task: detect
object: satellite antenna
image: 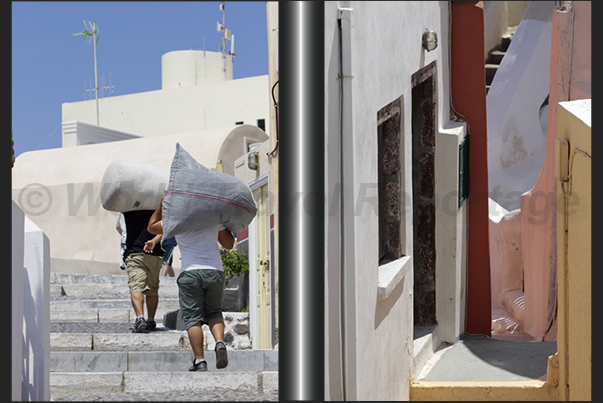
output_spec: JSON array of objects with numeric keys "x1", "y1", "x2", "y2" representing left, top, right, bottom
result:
[{"x1": 73, "y1": 20, "x2": 101, "y2": 126}]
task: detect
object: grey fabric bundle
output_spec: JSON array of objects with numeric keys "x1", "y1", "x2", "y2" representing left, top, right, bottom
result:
[
  {"x1": 162, "y1": 143, "x2": 257, "y2": 239},
  {"x1": 100, "y1": 161, "x2": 169, "y2": 213}
]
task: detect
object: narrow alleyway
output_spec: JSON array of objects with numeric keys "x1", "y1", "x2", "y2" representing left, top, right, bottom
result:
[{"x1": 49, "y1": 271, "x2": 278, "y2": 401}]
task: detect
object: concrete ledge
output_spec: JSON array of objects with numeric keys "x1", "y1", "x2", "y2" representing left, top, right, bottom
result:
[
  {"x1": 378, "y1": 255, "x2": 412, "y2": 300},
  {"x1": 409, "y1": 380, "x2": 557, "y2": 401}
]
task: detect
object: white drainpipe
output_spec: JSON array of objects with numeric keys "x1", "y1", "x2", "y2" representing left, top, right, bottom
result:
[{"x1": 338, "y1": 6, "x2": 356, "y2": 401}]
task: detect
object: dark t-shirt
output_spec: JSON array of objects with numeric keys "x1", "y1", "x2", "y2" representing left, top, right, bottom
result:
[{"x1": 123, "y1": 210, "x2": 163, "y2": 260}]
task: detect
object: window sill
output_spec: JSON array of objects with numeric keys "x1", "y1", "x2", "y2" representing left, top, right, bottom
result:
[{"x1": 378, "y1": 255, "x2": 412, "y2": 301}]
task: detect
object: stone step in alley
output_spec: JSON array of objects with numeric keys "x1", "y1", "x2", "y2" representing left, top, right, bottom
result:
[{"x1": 49, "y1": 272, "x2": 278, "y2": 401}]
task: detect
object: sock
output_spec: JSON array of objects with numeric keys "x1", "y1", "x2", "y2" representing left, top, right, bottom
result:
[
  {"x1": 194, "y1": 358, "x2": 206, "y2": 365},
  {"x1": 147, "y1": 317, "x2": 155, "y2": 322},
  {"x1": 137, "y1": 314, "x2": 144, "y2": 320}
]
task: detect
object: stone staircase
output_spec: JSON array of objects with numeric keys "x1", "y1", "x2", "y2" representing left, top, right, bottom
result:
[
  {"x1": 485, "y1": 26, "x2": 517, "y2": 94},
  {"x1": 49, "y1": 272, "x2": 277, "y2": 400}
]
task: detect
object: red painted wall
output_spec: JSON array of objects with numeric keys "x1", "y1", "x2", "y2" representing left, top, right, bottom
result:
[{"x1": 451, "y1": 1, "x2": 491, "y2": 335}]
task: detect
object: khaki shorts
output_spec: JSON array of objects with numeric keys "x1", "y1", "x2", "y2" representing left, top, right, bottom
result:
[{"x1": 125, "y1": 253, "x2": 163, "y2": 296}]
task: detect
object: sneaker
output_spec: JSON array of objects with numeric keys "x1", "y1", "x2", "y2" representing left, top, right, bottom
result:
[
  {"x1": 215, "y1": 341, "x2": 228, "y2": 369},
  {"x1": 189, "y1": 359, "x2": 207, "y2": 372},
  {"x1": 146, "y1": 319, "x2": 157, "y2": 331},
  {"x1": 132, "y1": 317, "x2": 147, "y2": 333}
]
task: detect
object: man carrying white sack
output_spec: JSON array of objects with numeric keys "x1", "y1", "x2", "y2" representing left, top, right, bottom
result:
[
  {"x1": 124, "y1": 210, "x2": 164, "y2": 333},
  {"x1": 148, "y1": 195, "x2": 233, "y2": 371}
]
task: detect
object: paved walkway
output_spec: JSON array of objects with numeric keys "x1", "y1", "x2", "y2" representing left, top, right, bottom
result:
[{"x1": 417, "y1": 335, "x2": 557, "y2": 382}]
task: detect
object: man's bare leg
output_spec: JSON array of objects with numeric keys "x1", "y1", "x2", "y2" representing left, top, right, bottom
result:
[
  {"x1": 187, "y1": 322, "x2": 205, "y2": 360},
  {"x1": 145, "y1": 294, "x2": 158, "y2": 319},
  {"x1": 208, "y1": 317, "x2": 225, "y2": 342},
  {"x1": 131, "y1": 291, "x2": 145, "y2": 317}
]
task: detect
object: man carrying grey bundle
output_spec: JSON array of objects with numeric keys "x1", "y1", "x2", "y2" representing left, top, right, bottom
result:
[
  {"x1": 148, "y1": 195, "x2": 233, "y2": 371},
  {"x1": 123, "y1": 209, "x2": 164, "y2": 333}
]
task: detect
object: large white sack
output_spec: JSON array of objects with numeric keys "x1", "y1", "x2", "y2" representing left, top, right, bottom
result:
[
  {"x1": 100, "y1": 161, "x2": 169, "y2": 212},
  {"x1": 162, "y1": 143, "x2": 257, "y2": 239}
]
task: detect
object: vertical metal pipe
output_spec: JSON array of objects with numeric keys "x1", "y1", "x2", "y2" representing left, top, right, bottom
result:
[
  {"x1": 93, "y1": 26, "x2": 99, "y2": 126},
  {"x1": 279, "y1": 2, "x2": 324, "y2": 400}
]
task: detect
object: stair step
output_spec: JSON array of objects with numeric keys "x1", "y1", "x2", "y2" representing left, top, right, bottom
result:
[
  {"x1": 51, "y1": 349, "x2": 277, "y2": 372},
  {"x1": 51, "y1": 298, "x2": 181, "y2": 311},
  {"x1": 413, "y1": 326, "x2": 437, "y2": 377},
  {"x1": 51, "y1": 322, "x2": 251, "y2": 351},
  {"x1": 55, "y1": 283, "x2": 180, "y2": 299},
  {"x1": 500, "y1": 35, "x2": 512, "y2": 52},
  {"x1": 488, "y1": 50, "x2": 506, "y2": 64},
  {"x1": 491, "y1": 308, "x2": 523, "y2": 335},
  {"x1": 485, "y1": 64, "x2": 499, "y2": 85},
  {"x1": 503, "y1": 290, "x2": 525, "y2": 322},
  {"x1": 50, "y1": 370, "x2": 278, "y2": 395},
  {"x1": 52, "y1": 272, "x2": 180, "y2": 285},
  {"x1": 51, "y1": 307, "x2": 175, "y2": 323}
]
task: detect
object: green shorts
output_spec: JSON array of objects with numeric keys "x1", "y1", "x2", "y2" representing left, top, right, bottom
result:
[
  {"x1": 177, "y1": 269, "x2": 225, "y2": 330},
  {"x1": 125, "y1": 253, "x2": 163, "y2": 296}
]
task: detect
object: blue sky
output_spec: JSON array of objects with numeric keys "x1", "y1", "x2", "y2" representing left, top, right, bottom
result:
[{"x1": 12, "y1": 1, "x2": 269, "y2": 158}]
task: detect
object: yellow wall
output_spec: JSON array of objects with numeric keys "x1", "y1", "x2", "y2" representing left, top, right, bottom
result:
[{"x1": 555, "y1": 99, "x2": 591, "y2": 401}]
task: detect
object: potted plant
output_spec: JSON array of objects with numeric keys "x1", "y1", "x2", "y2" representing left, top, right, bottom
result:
[{"x1": 220, "y1": 244, "x2": 250, "y2": 311}]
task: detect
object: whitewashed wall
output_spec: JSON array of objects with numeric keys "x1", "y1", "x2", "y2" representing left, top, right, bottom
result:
[
  {"x1": 324, "y1": 2, "x2": 467, "y2": 400},
  {"x1": 12, "y1": 201, "x2": 51, "y2": 401},
  {"x1": 62, "y1": 52, "x2": 270, "y2": 143}
]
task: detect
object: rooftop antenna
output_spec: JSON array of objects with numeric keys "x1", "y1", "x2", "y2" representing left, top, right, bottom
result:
[
  {"x1": 73, "y1": 20, "x2": 101, "y2": 126},
  {"x1": 216, "y1": 2, "x2": 235, "y2": 74}
]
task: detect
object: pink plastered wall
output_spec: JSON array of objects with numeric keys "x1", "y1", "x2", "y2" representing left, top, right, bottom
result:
[{"x1": 520, "y1": 1, "x2": 590, "y2": 341}]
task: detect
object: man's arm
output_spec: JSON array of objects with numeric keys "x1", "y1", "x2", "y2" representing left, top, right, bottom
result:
[
  {"x1": 218, "y1": 229, "x2": 235, "y2": 250},
  {"x1": 148, "y1": 196, "x2": 164, "y2": 235},
  {"x1": 143, "y1": 233, "x2": 163, "y2": 253}
]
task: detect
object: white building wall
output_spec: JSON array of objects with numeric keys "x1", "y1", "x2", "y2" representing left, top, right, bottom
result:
[
  {"x1": 12, "y1": 202, "x2": 51, "y2": 401},
  {"x1": 62, "y1": 73, "x2": 270, "y2": 142},
  {"x1": 62, "y1": 120, "x2": 141, "y2": 147},
  {"x1": 12, "y1": 201, "x2": 24, "y2": 401},
  {"x1": 324, "y1": 2, "x2": 467, "y2": 400},
  {"x1": 22, "y1": 217, "x2": 51, "y2": 401},
  {"x1": 162, "y1": 50, "x2": 233, "y2": 89}
]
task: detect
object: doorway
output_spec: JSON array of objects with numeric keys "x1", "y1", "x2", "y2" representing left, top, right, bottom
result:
[
  {"x1": 252, "y1": 182, "x2": 272, "y2": 349},
  {"x1": 411, "y1": 62, "x2": 437, "y2": 326}
]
